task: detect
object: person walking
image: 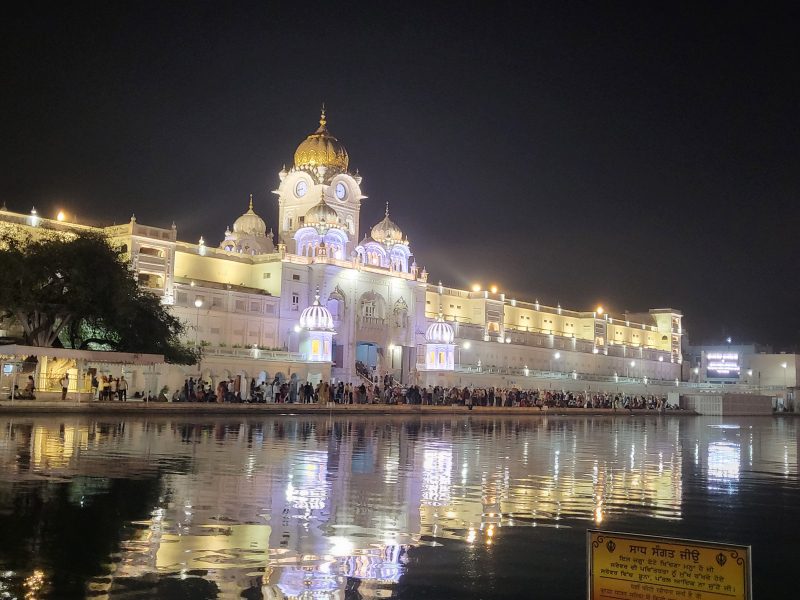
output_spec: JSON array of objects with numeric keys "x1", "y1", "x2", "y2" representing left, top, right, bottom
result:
[
  {"x1": 118, "y1": 376, "x2": 128, "y2": 401},
  {"x1": 60, "y1": 373, "x2": 69, "y2": 401}
]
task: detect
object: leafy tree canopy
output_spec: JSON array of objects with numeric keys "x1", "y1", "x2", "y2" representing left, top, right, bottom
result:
[{"x1": 0, "y1": 230, "x2": 197, "y2": 364}]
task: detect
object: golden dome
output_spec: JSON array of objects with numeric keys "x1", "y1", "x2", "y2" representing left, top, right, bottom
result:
[
  {"x1": 293, "y1": 108, "x2": 349, "y2": 173},
  {"x1": 370, "y1": 202, "x2": 405, "y2": 246}
]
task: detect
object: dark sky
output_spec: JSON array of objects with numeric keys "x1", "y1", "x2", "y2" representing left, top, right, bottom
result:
[{"x1": 2, "y1": 1, "x2": 799, "y2": 348}]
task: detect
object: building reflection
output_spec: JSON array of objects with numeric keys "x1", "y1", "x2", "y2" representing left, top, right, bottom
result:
[{"x1": 0, "y1": 415, "x2": 795, "y2": 598}]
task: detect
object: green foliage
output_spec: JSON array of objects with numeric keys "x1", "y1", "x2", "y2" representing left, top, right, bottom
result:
[{"x1": 0, "y1": 230, "x2": 197, "y2": 364}]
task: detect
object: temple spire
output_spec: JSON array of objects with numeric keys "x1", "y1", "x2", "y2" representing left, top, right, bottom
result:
[
  {"x1": 385, "y1": 201, "x2": 390, "y2": 217},
  {"x1": 248, "y1": 193, "x2": 254, "y2": 211}
]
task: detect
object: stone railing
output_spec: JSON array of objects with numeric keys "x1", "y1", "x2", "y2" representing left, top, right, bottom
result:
[{"x1": 201, "y1": 347, "x2": 305, "y2": 362}]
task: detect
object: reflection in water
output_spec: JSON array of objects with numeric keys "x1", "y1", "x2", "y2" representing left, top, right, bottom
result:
[{"x1": 0, "y1": 415, "x2": 797, "y2": 598}]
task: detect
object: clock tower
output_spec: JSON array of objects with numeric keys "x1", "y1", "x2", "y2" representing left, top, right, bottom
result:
[{"x1": 274, "y1": 108, "x2": 365, "y2": 255}]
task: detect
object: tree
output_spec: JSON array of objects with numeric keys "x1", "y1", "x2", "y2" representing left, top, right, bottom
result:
[{"x1": 0, "y1": 230, "x2": 197, "y2": 364}]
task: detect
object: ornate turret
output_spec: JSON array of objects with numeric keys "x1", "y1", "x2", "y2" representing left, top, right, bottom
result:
[
  {"x1": 298, "y1": 288, "x2": 336, "y2": 363},
  {"x1": 425, "y1": 312, "x2": 455, "y2": 344},
  {"x1": 299, "y1": 290, "x2": 335, "y2": 331},
  {"x1": 424, "y1": 310, "x2": 456, "y2": 371}
]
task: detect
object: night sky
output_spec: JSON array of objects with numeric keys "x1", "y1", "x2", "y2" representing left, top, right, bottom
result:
[{"x1": 2, "y1": 2, "x2": 799, "y2": 348}]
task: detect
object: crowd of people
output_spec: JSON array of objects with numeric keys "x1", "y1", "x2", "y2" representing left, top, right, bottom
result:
[
  {"x1": 166, "y1": 375, "x2": 677, "y2": 411},
  {"x1": 390, "y1": 387, "x2": 677, "y2": 411},
  {"x1": 90, "y1": 374, "x2": 129, "y2": 401},
  {"x1": 5, "y1": 370, "x2": 677, "y2": 411}
]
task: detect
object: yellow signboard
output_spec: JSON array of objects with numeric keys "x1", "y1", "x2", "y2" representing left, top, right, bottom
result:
[{"x1": 588, "y1": 530, "x2": 751, "y2": 600}]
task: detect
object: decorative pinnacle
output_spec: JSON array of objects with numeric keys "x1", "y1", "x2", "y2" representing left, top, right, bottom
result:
[
  {"x1": 319, "y1": 103, "x2": 327, "y2": 128},
  {"x1": 385, "y1": 201, "x2": 390, "y2": 218},
  {"x1": 248, "y1": 193, "x2": 254, "y2": 211},
  {"x1": 314, "y1": 286, "x2": 321, "y2": 304}
]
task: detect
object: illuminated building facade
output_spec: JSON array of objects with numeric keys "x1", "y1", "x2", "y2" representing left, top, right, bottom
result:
[
  {"x1": 686, "y1": 343, "x2": 798, "y2": 390},
  {"x1": 0, "y1": 109, "x2": 683, "y2": 392}
]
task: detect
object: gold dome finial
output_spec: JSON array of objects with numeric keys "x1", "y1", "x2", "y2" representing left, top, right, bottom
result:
[
  {"x1": 385, "y1": 201, "x2": 390, "y2": 217},
  {"x1": 248, "y1": 193, "x2": 254, "y2": 211},
  {"x1": 294, "y1": 105, "x2": 348, "y2": 174}
]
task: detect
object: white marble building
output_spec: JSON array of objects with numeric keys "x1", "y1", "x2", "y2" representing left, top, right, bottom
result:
[{"x1": 0, "y1": 108, "x2": 684, "y2": 394}]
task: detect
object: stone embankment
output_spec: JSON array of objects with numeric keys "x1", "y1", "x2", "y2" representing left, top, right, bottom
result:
[{"x1": 0, "y1": 400, "x2": 696, "y2": 416}]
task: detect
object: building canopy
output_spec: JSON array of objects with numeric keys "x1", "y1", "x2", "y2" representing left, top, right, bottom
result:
[{"x1": 0, "y1": 345, "x2": 164, "y2": 365}]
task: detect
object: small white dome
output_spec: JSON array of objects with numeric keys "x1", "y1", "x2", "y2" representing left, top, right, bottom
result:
[
  {"x1": 299, "y1": 292, "x2": 335, "y2": 331},
  {"x1": 425, "y1": 315, "x2": 454, "y2": 344}
]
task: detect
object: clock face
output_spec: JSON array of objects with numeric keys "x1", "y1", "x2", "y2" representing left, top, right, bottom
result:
[
  {"x1": 295, "y1": 180, "x2": 307, "y2": 198},
  {"x1": 335, "y1": 182, "x2": 347, "y2": 200}
]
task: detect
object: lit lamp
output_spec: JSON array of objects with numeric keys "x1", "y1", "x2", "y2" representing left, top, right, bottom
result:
[
  {"x1": 56, "y1": 210, "x2": 66, "y2": 222},
  {"x1": 194, "y1": 298, "x2": 203, "y2": 347},
  {"x1": 551, "y1": 351, "x2": 561, "y2": 373},
  {"x1": 781, "y1": 362, "x2": 788, "y2": 388},
  {"x1": 627, "y1": 360, "x2": 636, "y2": 378}
]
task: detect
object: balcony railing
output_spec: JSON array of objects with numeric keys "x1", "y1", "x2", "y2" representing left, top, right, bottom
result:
[{"x1": 200, "y1": 347, "x2": 305, "y2": 362}]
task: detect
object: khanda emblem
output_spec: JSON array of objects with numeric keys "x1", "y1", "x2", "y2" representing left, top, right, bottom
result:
[
  {"x1": 606, "y1": 540, "x2": 616, "y2": 553},
  {"x1": 715, "y1": 553, "x2": 727, "y2": 567}
]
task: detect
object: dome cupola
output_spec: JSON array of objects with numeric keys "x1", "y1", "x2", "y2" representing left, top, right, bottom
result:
[
  {"x1": 232, "y1": 194, "x2": 267, "y2": 236},
  {"x1": 299, "y1": 290, "x2": 335, "y2": 331},
  {"x1": 425, "y1": 313, "x2": 454, "y2": 344},
  {"x1": 305, "y1": 190, "x2": 341, "y2": 233},
  {"x1": 293, "y1": 107, "x2": 349, "y2": 174},
  {"x1": 370, "y1": 202, "x2": 405, "y2": 246},
  {"x1": 219, "y1": 194, "x2": 274, "y2": 255}
]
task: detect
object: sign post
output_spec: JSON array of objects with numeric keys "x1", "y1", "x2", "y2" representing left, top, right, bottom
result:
[{"x1": 588, "y1": 530, "x2": 751, "y2": 600}]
